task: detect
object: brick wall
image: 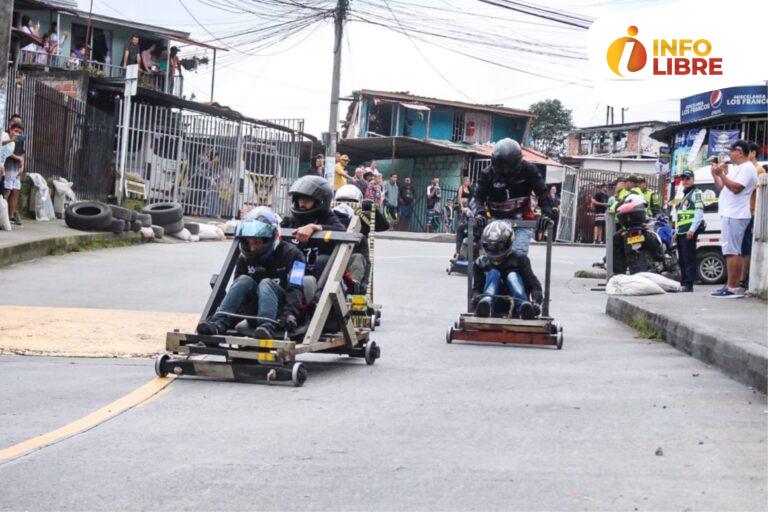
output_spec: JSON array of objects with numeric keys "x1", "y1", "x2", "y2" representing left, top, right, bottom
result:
[
  {"x1": 626, "y1": 129, "x2": 639, "y2": 153},
  {"x1": 22, "y1": 69, "x2": 88, "y2": 103}
]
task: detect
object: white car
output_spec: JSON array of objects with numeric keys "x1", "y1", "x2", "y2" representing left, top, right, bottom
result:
[{"x1": 670, "y1": 161, "x2": 765, "y2": 284}]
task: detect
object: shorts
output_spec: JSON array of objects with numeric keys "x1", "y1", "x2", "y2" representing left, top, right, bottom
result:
[
  {"x1": 741, "y1": 217, "x2": 754, "y2": 256},
  {"x1": 594, "y1": 213, "x2": 606, "y2": 226},
  {"x1": 720, "y1": 216, "x2": 750, "y2": 256},
  {"x1": 2, "y1": 170, "x2": 21, "y2": 190}
]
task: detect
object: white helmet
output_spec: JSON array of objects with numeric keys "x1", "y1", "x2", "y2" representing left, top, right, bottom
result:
[{"x1": 335, "y1": 184, "x2": 363, "y2": 204}]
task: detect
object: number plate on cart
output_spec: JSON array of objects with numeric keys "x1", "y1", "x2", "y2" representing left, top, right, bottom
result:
[{"x1": 627, "y1": 234, "x2": 645, "y2": 244}]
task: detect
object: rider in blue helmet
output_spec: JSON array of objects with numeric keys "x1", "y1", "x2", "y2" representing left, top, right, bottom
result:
[{"x1": 197, "y1": 206, "x2": 306, "y2": 338}]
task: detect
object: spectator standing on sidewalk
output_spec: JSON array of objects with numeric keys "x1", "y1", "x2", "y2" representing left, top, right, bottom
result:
[
  {"x1": 739, "y1": 142, "x2": 767, "y2": 289},
  {"x1": 382, "y1": 173, "x2": 399, "y2": 226},
  {"x1": 442, "y1": 198, "x2": 455, "y2": 233},
  {"x1": 673, "y1": 170, "x2": 704, "y2": 292},
  {"x1": 363, "y1": 170, "x2": 381, "y2": 206},
  {"x1": 458, "y1": 176, "x2": 472, "y2": 204},
  {"x1": 548, "y1": 185, "x2": 560, "y2": 239},
  {"x1": 308, "y1": 153, "x2": 324, "y2": 177},
  {"x1": 592, "y1": 183, "x2": 609, "y2": 244},
  {"x1": 334, "y1": 154, "x2": 353, "y2": 191},
  {"x1": 426, "y1": 178, "x2": 441, "y2": 233},
  {"x1": 398, "y1": 176, "x2": 415, "y2": 231},
  {"x1": 1, "y1": 121, "x2": 26, "y2": 226},
  {"x1": 711, "y1": 140, "x2": 758, "y2": 298}
]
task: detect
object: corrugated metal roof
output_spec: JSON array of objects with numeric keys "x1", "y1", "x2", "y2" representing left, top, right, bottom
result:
[{"x1": 357, "y1": 89, "x2": 534, "y2": 118}]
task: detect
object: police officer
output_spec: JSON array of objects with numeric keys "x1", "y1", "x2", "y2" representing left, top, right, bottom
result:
[
  {"x1": 610, "y1": 175, "x2": 643, "y2": 213},
  {"x1": 673, "y1": 170, "x2": 704, "y2": 292},
  {"x1": 471, "y1": 138, "x2": 553, "y2": 254},
  {"x1": 637, "y1": 176, "x2": 661, "y2": 217}
]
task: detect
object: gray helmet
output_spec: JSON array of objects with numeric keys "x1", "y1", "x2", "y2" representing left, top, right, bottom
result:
[
  {"x1": 289, "y1": 176, "x2": 333, "y2": 225},
  {"x1": 481, "y1": 220, "x2": 515, "y2": 263},
  {"x1": 491, "y1": 138, "x2": 523, "y2": 179}
]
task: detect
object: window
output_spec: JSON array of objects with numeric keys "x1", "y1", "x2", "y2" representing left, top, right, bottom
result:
[
  {"x1": 451, "y1": 111, "x2": 464, "y2": 142},
  {"x1": 579, "y1": 136, "x2": 591, "y2": 155},
  {"x1": 367, "y1": 102, "x2": 392, "y2": 136}
]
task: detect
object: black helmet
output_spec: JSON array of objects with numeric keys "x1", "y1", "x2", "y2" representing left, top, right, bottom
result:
[
  {"x1": 491, "y1": 138, "x2": 523, "y2": 179},
  {"x1": 481, "y1": 220, "x2": 515, "y2": 263},
  {"x1": 289, "y1": 175, "x2": 333, "y2": 224}
]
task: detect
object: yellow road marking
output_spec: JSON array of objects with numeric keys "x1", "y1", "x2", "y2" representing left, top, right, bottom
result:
[{"x1": 0, "y1": 376, "x2": 175, "y2": 463}]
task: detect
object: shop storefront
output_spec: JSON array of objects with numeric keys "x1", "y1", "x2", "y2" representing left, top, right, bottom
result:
[{"x1": 651, "y1": 85, "x2": 768, "y2": 178}]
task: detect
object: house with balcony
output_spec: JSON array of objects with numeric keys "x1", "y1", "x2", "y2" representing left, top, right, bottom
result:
[{"x1": 564, "y1": 120, "x2": 673, "y2": 175}]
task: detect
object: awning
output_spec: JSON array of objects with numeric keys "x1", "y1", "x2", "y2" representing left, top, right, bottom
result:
[{"x1": 400, "y1": 102, "x2": 431, "y2": 111}]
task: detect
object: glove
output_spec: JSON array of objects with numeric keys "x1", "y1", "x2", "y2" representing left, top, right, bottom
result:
[
  {"x1": 536, "y1": 215, "x2": 552, "y2": 233},
  {"x1": 473, "y1": 213, "x2": 488, "y2": 230},
  {"x1": 280, "y1": 314, "x2": 297, "y2": 332}
]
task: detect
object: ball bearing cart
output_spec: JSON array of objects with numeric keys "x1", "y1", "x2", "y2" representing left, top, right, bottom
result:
[
  {"x1": 446, "y1": 218, "x2": 563, "y2": 349},
  {"x1": 155, "y1": 215, "x2": 381, "y2": 386}
]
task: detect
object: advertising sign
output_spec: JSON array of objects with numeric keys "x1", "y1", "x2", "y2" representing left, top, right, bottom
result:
[
  {"x1": 681, "y1": 85, "x2": 768, "y2": 123},
  {"x1": 708, "y1": 129, "x2": 740, "y2": 157}
]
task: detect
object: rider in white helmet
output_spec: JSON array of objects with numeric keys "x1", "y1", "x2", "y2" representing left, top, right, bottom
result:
[{"x1": 334, "y1": 185, "x2": 370, "y2": 294}]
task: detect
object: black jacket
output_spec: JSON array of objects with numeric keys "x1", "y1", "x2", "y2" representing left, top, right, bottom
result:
[
  {"x1": 234, "y1": 241, "x2": 305, "y2": 319},
  {"x1": 281, "y1": 209, "x2": 345, "y2": 269},
  {"x1": 471, "y1": 161, "x2": 553, "y2": 219},
  {"x1": 472, "y1": 251, "x2": 543, "y2": 303},
  {"x1": 335, "y1": 210, "x2": 370, "y2": 261}
]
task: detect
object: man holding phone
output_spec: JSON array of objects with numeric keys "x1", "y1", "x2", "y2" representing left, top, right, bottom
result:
[
  {"x1": 710, "y1": 140, "x2": 758, "y2": 298},
  {"x1": 2, "y1": 115, "x2": 26, "y2": 226}
]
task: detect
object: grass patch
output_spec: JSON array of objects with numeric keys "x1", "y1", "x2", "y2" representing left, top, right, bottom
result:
[
  {"x1": 122, "y1": 198, "x2": 148, "y2": 212},
  {"x1": 47, "y1": 235, "x2": 142, "y2": 257},
  {"x1": 629, "y1": 316, "x2": 664, "y2": 341},
  {"x1": 574, "y1": 270, "x2": 589, "y2": 278}
]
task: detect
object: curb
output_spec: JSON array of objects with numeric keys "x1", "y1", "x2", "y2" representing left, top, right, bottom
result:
[
  {"x1": 0, "y1": 231, "x2": 142, "y2": 269},
  {"x1": 376, "y1": 231, "x2": 603, "y2": 248},
  {"x1": 606, "y1": 296, "x2": 767, "y2": 393},
  {"x1": 575, "y1": 268, "x2": 607, "y2": 279}
]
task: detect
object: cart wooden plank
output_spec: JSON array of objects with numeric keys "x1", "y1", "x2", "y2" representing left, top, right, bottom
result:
[{"x1": 450, "y1": 328, "x2": 556, "y2": 346}]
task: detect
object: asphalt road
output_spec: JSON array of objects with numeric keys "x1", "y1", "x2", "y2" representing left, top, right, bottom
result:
[{"x1": 0, "y1": 240, "x2": 766, "y2": 511}]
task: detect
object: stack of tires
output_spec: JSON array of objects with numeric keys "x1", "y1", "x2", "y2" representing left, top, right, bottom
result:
[
  {"x1": 64, "y1": 201, "x2": 150, "y2": 235},
  {"x1": 141, "y1": 202, "x2": 186, "y2": 239}
]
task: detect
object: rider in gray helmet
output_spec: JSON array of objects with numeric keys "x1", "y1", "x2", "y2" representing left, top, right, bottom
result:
[
  {"x1": 281, "y1": 176, "x2": 345, "y2": 277},
  {"x1": 471, "y1": 220, "x2": 543, "y2": 320},
  {"x1": 470, "y1": 138, "x2": 553, "y2": 255}
]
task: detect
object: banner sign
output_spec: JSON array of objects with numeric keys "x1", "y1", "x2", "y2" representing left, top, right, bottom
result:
[
  {"x1": 708, "y1": 129, "x2": 740, "y2": 157},
  {"x1": 681, "y1": 85, "x2": 768, "y2": 123}
]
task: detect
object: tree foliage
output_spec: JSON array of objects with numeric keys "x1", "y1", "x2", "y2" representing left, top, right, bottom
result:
[{"x1": 528, "y1": 99, "x2": 574, "y2": 159}]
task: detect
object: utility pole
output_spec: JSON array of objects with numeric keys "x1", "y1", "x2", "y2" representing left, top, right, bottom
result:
[
  {"x1": 324, "y1": 0, "x2": 349, "y2": 185},
  {"x1": 0, "y1": 0, "x2": 13, "y2": 122}
]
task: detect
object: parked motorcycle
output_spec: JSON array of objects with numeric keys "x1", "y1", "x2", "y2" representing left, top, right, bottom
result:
[{"x1": 613, "y1": 197, "x2": 667, "y2": 275}]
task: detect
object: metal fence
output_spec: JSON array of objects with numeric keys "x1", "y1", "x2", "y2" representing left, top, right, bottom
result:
[
  {"x1": 558, "y1": 167, "x2": 662, "y2": 243},
  {"x1": 18, "y1": 49, "x2": 126, "y2": 79},
  {"x1": 468, "y1": 157, "x2": 490, "y2": 183},
  {"x1": 116, "y1": 99, "x2": 302, "y2": 218},
  {"x1": 408, "y1": 185, "x2": 460, "y2": 233},
  {"x1": 4, "y1": 69, "x2": 115, "y2": 200}
]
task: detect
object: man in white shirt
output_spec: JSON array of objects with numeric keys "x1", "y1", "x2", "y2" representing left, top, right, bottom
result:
[{"x1": 710, "y1": 140, "x2": 758, "y2": 298}]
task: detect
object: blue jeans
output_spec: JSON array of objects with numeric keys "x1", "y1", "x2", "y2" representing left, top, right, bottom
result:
[
  {"x1": 512, "y1": 227, "x2": 533, "y2": 254},
  {"x1": 212, "y1": 276, "x2": 284, "y2": 332},
  {"x1": 480, "y1": 268, "x2": 528, "y2": 317}
]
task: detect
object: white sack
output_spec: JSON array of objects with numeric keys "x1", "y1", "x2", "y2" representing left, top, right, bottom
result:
[
  {"x1": 635, "y1": 272, "x2": 681, "y2": 293},
  {"x1": 26, "y1": 173, "x2": 56, "y2": 221},
  {"x1": 606, "y1": 274, "x2": 666, "y2": 296},
  {"x1": 170, "y1": 228, "x2": 192, "y2": 241},
  {"x1": 0, "y1": 196, "x2": 11, "y2": 231}
]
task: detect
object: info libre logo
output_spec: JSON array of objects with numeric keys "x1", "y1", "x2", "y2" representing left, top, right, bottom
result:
[{"x1": 606, "y1": 26, "x2": 723, "y2": 77}]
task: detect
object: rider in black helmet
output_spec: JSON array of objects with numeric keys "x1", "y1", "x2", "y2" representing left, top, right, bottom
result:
[
  {"x1": 470, "y1": 138, "x2": 553, "y2": 254},
  {"x1": 281, "y1": 176, "x2": 345, "y2": 277},
  {"x1": 471, "y1": 220, "x2": 543, "y2": 320}
]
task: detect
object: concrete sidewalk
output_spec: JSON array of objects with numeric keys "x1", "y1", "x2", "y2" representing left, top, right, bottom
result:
[
  {"x1": 607, "y1": 288, "x2": 768, "y2": 392},
  {"x1": 0, "y1": 219, "x2": 140, "y2": 269}
]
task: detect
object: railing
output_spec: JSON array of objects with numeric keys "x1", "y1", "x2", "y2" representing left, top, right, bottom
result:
[
  {"x1": 18, "y1": 49, "x2": 126, "y2": 78},
  {"x1": 754, "y1": 173, "x2": 768, "y2": 242},
  {"x1": 139, "y1": 72, "x2": 183, "y2": 97}
]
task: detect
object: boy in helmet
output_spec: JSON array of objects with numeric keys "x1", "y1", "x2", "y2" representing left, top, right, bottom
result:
[
  {"x1": 197, "y1": 207, "x2": 305, "y2": 338},
  {"x1": 281, "y1": 175, "x2": 345, "y2": 278},
  {"x1": 471, "y1": 138, "x2": 553, "y2": 254},
  {"x1": 471, "y1": 220, "x2": 543, "y2": 320}
]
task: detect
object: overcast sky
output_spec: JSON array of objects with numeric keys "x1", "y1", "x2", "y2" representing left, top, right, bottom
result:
[{"x1": 76, "y1": 0, "x2": 680, "y2": 135}]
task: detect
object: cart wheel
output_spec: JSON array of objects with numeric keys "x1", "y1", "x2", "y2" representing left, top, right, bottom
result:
[
  {"x1": 370, "y1": 314, "x2": 376, "y2": 331},
  {"x1": 446, "y1": 267, "x2": 450, "y2": 275},
  {"x1": 364, "y1": 341, "x2": 380, "y2": 365},
  {"x1": 291, "y1": 362, "x2": 307, "y2": 387},
  {"x1": 375, "y1": 309, "x2": 381, "y2": 326},
  {"x1": 557, "y1": 325, "x2": 564, "y2": 350},
  {"x1": 154, "y1": 354, "x2": 170, "y2": 378},
  {"x1": 446, "y1": 327, "x2": 453, "y2": 344}
]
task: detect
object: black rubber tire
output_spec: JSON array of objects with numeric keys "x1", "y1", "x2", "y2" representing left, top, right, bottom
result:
[
  {"x1": 446, "y1": 327, "x2": 453, "y2": 344},
  {"x1": 161, "y1": 218, "x2": 185, "y2": 235},
  {"x1": 136, "y1": 213, "x2": 152, "y2": 228},
  {"x1": 65, "y1": 201, "x2": 113, "y2": 231},
  {"x1": 155, "y1": 354, "x2": 170, "y2": 377},
  {"x1": 291, "y1": 362, "x2": 307, "y2": 387},
  {"x1": 184, "y1": 222, "x2": 200, "y2": 235},
  {"x1": 142, "y1": 202, "x2": 183, "y2": 226},
  {"x1": 109, "y1": 218, "x2": 125, "y2": 235},
  {"x1": 109, "y1": 205, "x2": 132, "y2": 222},
  {"x1": 151, "y1": 225, "x2": 165, "y2": 238},
  {"x1": 129, "y1": 210, "x2": 138, "y2": 223},
  {"x1": 364, "y1": 341, "x2": 379, "y2": 365},
  {"x1": 697, "y1": 250, "x2": 727, "y2": 285},
  {"x1": 130, "y1": 220, "x2": 142, "y2": 232}
]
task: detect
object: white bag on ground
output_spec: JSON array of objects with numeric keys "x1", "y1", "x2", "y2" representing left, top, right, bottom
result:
[
  {"x1": 0, "y1": 196, "x2": 11, "y2": 231},
  {"x1": 635, "y1": 272, "x2": 681, "y2": 292},
  {"x1": 170, "y1": 228, "x2": 192, "y2": 242},
  {"x1": 26, "y1": 173, "x2": 56, "y2": 221},
  {"x1": 52, "y1": 178, "x2": 77, "y2": 219},
  {"x1": 606, "y1": 274, "x2": 666, "y2": 296},
  {"x1": 139, "y1": 227, "x2": 155, "y2": 239},
  {"x1": 198, "y1": 223, "x2": 226, "y2": 241}
]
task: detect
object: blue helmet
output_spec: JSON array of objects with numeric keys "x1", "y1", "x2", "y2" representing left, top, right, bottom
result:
[{"x1": 237, "y1": 206, "x2": 279, "y2": 260}]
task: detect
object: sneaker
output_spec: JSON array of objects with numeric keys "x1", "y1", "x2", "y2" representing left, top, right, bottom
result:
[
  {"x1": 196, "y1": 321, "x2": 220, "y2": 335},
  {"x1": 519, "y1": 301, "x2": 535, "y2": 320},
  {"x1": 681, "y1": 284, "x2": 694, "y2": 293},
  {"x1": 475, "y1": 298, "x2": 492, "y2": 318},
  {"x1": 252, "y1": 326, "x2": 274, "y2": 339},
  {"x1": 711, "y1": 288, "x2": 745, "y2": 299},
  {"x1": 11, "y1": 215, "x2": 22, "y2": 225}
]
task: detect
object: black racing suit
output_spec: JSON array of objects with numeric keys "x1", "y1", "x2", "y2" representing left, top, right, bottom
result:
[
  {"x1": 281, "y1": 210, "x2": 345, "y2": 278},
  {"x1": 470, "y1": 161, "x2": 553, "y2": 221},
  {"x1": 233, "y1": 241, "x2": 306, "y2": 321}
]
